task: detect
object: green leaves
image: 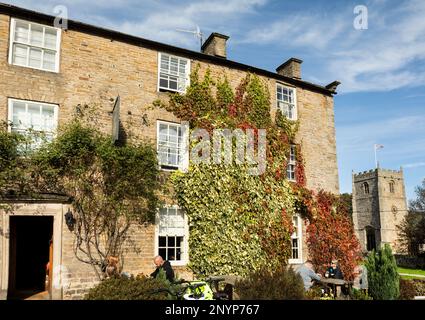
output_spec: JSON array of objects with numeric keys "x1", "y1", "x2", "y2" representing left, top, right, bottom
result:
[
  {"x1": 366, "y1": 244, "x2": 400, "y2": 300},
  {"x1": 172, "y1": 164, "x2": 295, "y2": 277},
  {"x1": 9, "y1": 107, "x2": 162, "y2": 277}
]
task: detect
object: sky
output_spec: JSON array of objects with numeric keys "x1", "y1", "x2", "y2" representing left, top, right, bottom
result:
[{"x1": 4, "y1": 0, "x2": 425, "y2": 202}]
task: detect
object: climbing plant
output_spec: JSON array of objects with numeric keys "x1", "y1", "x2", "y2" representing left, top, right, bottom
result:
[
  {"x1": 1, "y1": 106, "x2": 161, "y2": 280},
  {"x1": 156, "y1": 66, "x2": 303, "y2": 276},
  {"x1": 305, "y1": 191, "x2": 362, "y2": 280},
  {"x1": 172, "y1": 164, "x2": 296, "y2": 276},
  {"x1": 155, "y1": 65, "x2": 362, "y2": 279}
]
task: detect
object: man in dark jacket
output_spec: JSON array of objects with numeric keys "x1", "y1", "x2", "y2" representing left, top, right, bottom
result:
[
  {"x1": 326, "y1": 259, "x2": 344, "y2": 279},
  {"x1": 150, "y1": 255, "x2": 175, "y2": 282}
]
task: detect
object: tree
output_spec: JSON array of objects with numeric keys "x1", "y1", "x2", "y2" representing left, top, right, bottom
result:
[
  {"x1": 28, "y1": 107, "x2": 161, "y2": 279},
  {"x1": 0, "y1": 121, "x2": 31, "y2": 199},
  {"x1": 365, "y1": 244, "x2": 400, "y2": 300},
  {"x1": 397, "y1": 211, "x2": 425, "y2": 256},
  {"x1": 410, "y1": 178, "x2": 425, "y2": 212},
  {"x1": 397, "y1": 179, "x2": 425, "y2": 256}
]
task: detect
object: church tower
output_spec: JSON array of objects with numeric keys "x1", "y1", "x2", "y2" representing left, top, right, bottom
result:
[{"x1": 352, "y1": 168, "x2": 408, "y2": 253}]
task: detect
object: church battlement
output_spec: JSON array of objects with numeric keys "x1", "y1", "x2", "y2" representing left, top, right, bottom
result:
[{"x1": 353, "y1": 167, "x2": 403, "y2": 180}]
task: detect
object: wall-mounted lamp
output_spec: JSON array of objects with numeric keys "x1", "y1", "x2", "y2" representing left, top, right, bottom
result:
[{"x1": 65, "y1": 208, "x2": 76, "y2": 231}]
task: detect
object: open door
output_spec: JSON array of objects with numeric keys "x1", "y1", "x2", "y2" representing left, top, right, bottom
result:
[{"x1": 8, "y1": 216, "x2": 53, "y2": 300}]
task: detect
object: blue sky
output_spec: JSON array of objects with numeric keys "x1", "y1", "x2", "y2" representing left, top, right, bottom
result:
[{"x1": 5, "y1": 0, "x2": 425, "y2": 201}]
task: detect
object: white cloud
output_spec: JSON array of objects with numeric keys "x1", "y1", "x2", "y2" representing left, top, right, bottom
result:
[
  {"x1": 404, "y1": 162, "x2": 425, "y2": 169},
  {"x1": 241, "y1": 14, "x2": 347, "y2": 50},
  {"x1": 5, "y1": 0, "x2": 267, "y2": 48},
  {"x1": 337, "y1": 115, "x2": 425, "y2": 152},
  {"x1": 240, "y1": 0, "x2": 425, "y2": 93}
]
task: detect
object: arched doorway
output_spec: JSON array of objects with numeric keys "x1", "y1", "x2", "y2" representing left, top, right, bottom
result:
[{"x1": 366, "y1": 226, "x2": 376, "y2": 252}]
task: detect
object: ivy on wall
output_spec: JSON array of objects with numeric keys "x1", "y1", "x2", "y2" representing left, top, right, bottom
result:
[
  {"x1": 172, "y1": 164, "x2": 295, "y2": 276},
  {"x1": 157, "y1": 65, "x2": 361, "y2": 278},
  {"x1": 156, "y1": 66, "x2": 303, "y2": 276}
]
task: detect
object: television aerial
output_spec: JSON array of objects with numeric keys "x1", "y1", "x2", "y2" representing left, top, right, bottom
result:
[{"x1": 176, "y1": 25, "x2": 203, "y2": 49}]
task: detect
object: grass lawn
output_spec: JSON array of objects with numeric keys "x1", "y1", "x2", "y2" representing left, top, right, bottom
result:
[{"x1": 398, "y1": 267, "x2": 425, "y2": 280}]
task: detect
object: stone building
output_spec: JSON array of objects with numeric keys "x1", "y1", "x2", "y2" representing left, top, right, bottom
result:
[
  {"x1": 352, "y1": 168, "x2": 408, "y2": 253},
  {"x1": 0, "y1": 3, "x2": 340, "y2": 299}
]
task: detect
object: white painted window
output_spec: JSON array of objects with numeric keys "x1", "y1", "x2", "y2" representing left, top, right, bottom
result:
[
  {"x1": 289, "y1": 214, "x2": 302, "y2": 264},
  {"x1": 287, "y1": 144, "x2": 296, "y2": 181},
  {"x1": 158, "y1": 53, "x2": 190, "y2": 93},
  {"x1": 8, "y1": 98, "x2": 58, "y2": 148},
  {"x1": 156, "y1": 207, "x2": 188, "y2": 266},
  {"x1": 9, "y1": 18, "x2": 61, "y2": 72},
  {"x1": 276, "y1": 84, "x2": 297, "y2": 120},
  {"x1": 157, "y1": 120, "x2": 188, "y2": 171}
]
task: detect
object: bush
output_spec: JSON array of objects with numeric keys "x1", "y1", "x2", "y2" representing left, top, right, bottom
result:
[
  {"x1": 234, "y1": 266, "x2": 305, "y2": 300},
  {"x1": 413, "y1": 279, "x2": 425, "y2": 296},
  {"x1": 349, "y1": 288, "x2": 373, "y2": 300},
  {"x1": 365, "y1": 244, "x2": 400, "y2": 300},
  {"x1": 399, "y1": 279, "x2": 416, "y2": 300},
  {"x1": 85, "y1": 274, "x2": 171, "y2": 300}
]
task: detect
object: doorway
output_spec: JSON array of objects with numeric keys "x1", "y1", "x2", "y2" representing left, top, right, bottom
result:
[
  {"x1": 8, "y1": 216, "x2": 53, "y2": 300},
  {"x1": 366, "y1": 227, "x2": 376, "y2": 252}
]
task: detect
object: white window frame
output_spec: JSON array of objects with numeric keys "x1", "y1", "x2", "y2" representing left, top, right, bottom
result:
[
  {"x1": 154, "y1": 206, "x2": 189, "y2": 267},
  {"x1": 289, "y1": 214, "x2": 303, "y2": 264},
  {"x1": 157, "y1": 52, "x2": 190, "y2": 93},
  {"x1": 276, "y1": 83, "x2": 297, "y2": 120},
  {"x1": 8, "y1": 18, "x2": 61, "y2": 73},
  {"x1": 7, "y1": 98, "x2": 59, "y2": 146},
  {"x1": 287, "y1": 144, "x2": 296, "y2": 182},
  {"x1": 156, "y1": 120, "x2": 189, "y2": 171}
]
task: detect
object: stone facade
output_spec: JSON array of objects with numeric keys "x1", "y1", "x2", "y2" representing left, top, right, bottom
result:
[
  {"x1": 0, "y1": 4, "x2": 339, "y2": 299},
  {"x1": 352, "y1": 168, "x2": 408, "y2": 253}
]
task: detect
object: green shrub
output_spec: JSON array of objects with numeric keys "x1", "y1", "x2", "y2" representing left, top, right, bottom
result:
[
  {"x1": 365, "y1": 244, "x2": 400, "y2": 300},
  {"x1": 234, "y1": 266, "x2": 304, "y2": 300},
  {"x1": 399, "y1": 279, "x2": 416, "y2": 300},
  {"x1": 85, "y1": 274, "x2": 172, "y2": 300},
  {"x1": 349, "y1": 288, "x2": 373, "y2": 300}
]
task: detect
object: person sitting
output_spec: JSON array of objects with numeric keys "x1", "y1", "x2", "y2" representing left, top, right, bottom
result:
[
  {"x1": 296, "y1": 260, "x2": 322, "y2": 291},
  {"x1": 325, "y1": 259, "x2": 344, "y2": 279},
  {"x1": 150, "y1": 255, "x2": 175, "y2": 282}
]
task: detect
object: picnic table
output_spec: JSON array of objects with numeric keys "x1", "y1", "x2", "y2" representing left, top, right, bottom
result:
[{"x1": 319, "y1": 278, "x2": 351, "y2": 298}]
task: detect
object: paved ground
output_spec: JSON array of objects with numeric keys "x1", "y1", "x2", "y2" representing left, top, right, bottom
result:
[{"x1": 25, "y1": 291, "x2": 50, "y2": 300}]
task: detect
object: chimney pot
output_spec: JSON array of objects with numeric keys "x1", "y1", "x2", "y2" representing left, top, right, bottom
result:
[
  {"x1": 201, "y1": 33, "x2": 229, "y2": 58},
  {"x1": 276, "y1": 58, "x2": 303, "y2": 79}
]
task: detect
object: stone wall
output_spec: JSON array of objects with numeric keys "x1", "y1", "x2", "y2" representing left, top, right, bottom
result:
[
  {"x1": 0, "y1": 11, "x2": 339, "y2": 298},
  {"x1": 353, "y1": 168, "x2": 408, "y2": 253}
]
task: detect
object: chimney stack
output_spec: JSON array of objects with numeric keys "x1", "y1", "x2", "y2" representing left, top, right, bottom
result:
[
  {"x1": 276, "y1": 58, "x2": 303, "y2": 80},
  {"x1": 201, "y1": 33, "x2": 229, "y2": 59}
]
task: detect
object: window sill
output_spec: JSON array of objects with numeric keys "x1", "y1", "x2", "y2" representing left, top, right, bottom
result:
[
  {"x1": 288, "y1": 259, "x2": 303, "y2": 265},
  {"x1": 158, "y1": 87, "x2": 186, "y2": 94},
  {"x1": 170, "y1": 261, "x2": 188, "y2": 267},
  {"x1": 9, "y1": 62, "x2": 59, "y2": 74}
]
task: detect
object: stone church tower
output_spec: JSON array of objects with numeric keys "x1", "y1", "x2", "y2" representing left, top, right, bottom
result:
[{"x1": 352, "y1": 168, "x2": 408, "y2": 253}]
